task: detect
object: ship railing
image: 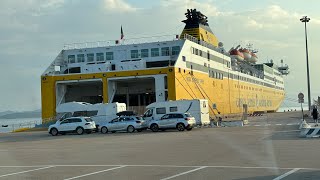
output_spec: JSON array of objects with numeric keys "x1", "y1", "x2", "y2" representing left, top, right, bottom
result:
[
  {"x1": 0, "y1": 120, "x2": 43, "y2": 133},
  {"x1": 63, "y1": 34, "x2": 180, "y2": 50},
  {"x1": 182, "y1": 34, "x2": 230, "y2": 56}
]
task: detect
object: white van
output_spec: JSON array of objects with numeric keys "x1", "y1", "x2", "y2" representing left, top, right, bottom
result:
[
  {"x1": 56, "y1": 102, "x2": 126, "y2": 126},
  {"x1": 143, "y1": 99, "x2": 210, "y2": 125}
]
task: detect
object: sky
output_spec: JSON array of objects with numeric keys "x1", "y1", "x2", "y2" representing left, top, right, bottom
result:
[{"x1": 0, "y1": 0, "x2": 319, "y2": 111}]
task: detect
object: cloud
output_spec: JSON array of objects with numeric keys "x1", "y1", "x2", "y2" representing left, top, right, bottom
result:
[
  {"x1": 0, "y1": 0, "x2": 319, "y2": 111},
  {"x1": 161, "y1": 0, "x2": 222, "y2": 16},
  {"x1": 104, "y1": 0, "x2": 137, "y2": 12},
  {"x1": 246, "y1": 18, "x2": 263, "y2": 29},
  {"x1": 0, "y1": 0, "x2": 65, "y2": 16}
]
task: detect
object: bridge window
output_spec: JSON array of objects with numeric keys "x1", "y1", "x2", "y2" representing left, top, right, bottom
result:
[
  {"x1": 141, "y1": 49, "x2": 149, "y2": 58},
  {"x1": 87, "y1": 53, "x2": 94, "y2": 62},
  {"x1": 96, "y1": 53, "x2": 104, "y2": 61},
  {"x1": 77, "y1": 54, "x2": 85, "y2": 63},
  {"x1": 106, "y1": 52, "x2": 113, "y2": 60},
  {"x1": 172, "y1": 46, "x2": 180, "y2": 55},
  {"x1": 131, "y1": 50, "x2": 139, "y2": 58},
  {"x1": 68, "y1": 55, "x2": 75, "y2": 63},
  {"x1": 151, "y1": 48, "x2": 159, "y2": 57},
  {"x1": 161, "y1": 47, "x2": 170, "y2": 56}
]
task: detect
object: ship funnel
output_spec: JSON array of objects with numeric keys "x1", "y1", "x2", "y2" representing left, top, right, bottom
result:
[{"x1": 180, "y1": 9, "x2": 219, "y2": 47}]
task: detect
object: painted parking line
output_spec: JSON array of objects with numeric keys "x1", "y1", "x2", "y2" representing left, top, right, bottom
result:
[
  {"x1": 160, "y1": 166, "x2": 207, "y2": 180},
  {"x1": 8, "y1": 164, "x2": 319, "y2": 170},
  {"x1": 64, "y1": 166, "x2": 126, "y2": 180},
  {"x1": 273, "y1": 168, "x2": 300, "y2": 180},
  {"x1": 0, "y1": 166, "x2": 55, "y2": 178}
]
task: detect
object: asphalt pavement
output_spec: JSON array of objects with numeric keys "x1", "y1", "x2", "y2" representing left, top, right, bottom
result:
[{"x1": 0, "y1": 111, "x2": 319, "y2": 180}]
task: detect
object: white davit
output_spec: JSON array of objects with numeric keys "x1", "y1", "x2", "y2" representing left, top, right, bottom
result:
[{"x1": 143, "y1": 99, "x2": 210, "y2": 125}]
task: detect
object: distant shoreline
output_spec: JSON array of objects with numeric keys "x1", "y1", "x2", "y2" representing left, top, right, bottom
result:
[{"x1": 0, "y1": 111, "x2": 41, "y2": 119}]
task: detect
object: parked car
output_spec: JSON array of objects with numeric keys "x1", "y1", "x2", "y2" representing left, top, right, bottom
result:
[
  {"x1": 48, "y1": 117, "x2": 96, "y2": 136},
  {"x1": 99, "y1": 116, "x2": 147, "y2": 133},
  {"x1": 148, "y1": 113, "x2": 196, "y2": 132}
]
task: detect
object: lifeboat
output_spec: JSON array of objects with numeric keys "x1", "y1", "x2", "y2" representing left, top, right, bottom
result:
[
  {"x1": 229, "y1": 49, "x2": 244, "y2": 61},
  {"x1": 239, "y1": 48, "x2": 251, "y2": 61},
  {"x1": 249, "y1": 52, "x2": 258, "y2": 63}
]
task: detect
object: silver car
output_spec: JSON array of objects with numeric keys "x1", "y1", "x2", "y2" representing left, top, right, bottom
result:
[
  {"x1": 99, "y1": 116, "x2": 147, "y2": 133},
  {"x1": 149, "y1": 113, "x2": 196, "y2": 132}
]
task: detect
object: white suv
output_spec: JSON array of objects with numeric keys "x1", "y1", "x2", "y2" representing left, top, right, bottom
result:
[
  {"x1": 149, "y1": 113, "x2": 196, "y2": 132},
  {"x1": 48, "y1": 117, "x2": 96, "y2": 136}
]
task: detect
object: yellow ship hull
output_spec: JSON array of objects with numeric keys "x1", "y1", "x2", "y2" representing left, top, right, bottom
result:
[{"x1": 41, "y1": 67, "x2": 284, "y2": 121}]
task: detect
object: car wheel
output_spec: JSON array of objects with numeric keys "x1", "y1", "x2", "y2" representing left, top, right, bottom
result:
[
  {"x1": 50, "y1": 128, "x2": 58, "y2": 136},
  {"x1": 150, "y1": 124, "x2": 159, "y2": 132},
  {"x1": 176, "y1": 123, "x2": 185, "y2": 131},
  {"x1": 137, "y1": 129, "x2": 143, "y2": 132},
  {"x1": 76, "y1": 127, "x2": 84, "y2": 135},
  {"x1": 127, "y1": 125, "x2": 135, "y2": 133},
  {"x1": 101, "y1": 126, "x2": 108, "y2": 134}
]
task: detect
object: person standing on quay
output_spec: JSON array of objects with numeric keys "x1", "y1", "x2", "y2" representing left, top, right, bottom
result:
[{"x1": 312, "y1": 106, "x2": 319, "y2": 124}]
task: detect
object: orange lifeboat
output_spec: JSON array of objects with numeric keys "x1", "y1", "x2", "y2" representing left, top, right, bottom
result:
[
  {"x1": 229, "y1": 49, "x2": 244, "y2": 61},
  {"x1": 239, "y1": 48, "x2": 251, "y2": 61},
  {"x1": 249, "y1": 52, "x2": 258, "y2": 63}
]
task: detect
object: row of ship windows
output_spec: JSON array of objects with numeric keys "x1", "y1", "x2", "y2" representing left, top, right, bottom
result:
[
  {"x1": 68, "y1": 52, "x2": 114, "y2": 63},
  {"x1": 191, "y1": 47, "x2": 231, "y2": 68},
  {"x1": 234, "y1": 84, "x2": 285, "y2": 94},
  {"x1": 264, "y1": 74, "x2": 284, "y2": 84},
  {"x1": 67, "y1": 46, "x2": 181, "y2": 63},
  {"x1": 188, "y1": 61, "x2": 284, "y2": 90},
  {"x1": 131, "y1": 46, "x2": 180, "y2": 58},
  {"x1": 208, "y1": 71, "x2": 223, "y2": 80}
]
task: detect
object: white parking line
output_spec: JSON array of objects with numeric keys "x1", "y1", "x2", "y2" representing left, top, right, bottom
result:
[
  {"x1": 160, "y1": 166, "x2": 207, "y2": 180},
  {"x1": 64, "y1": 166, "x2": 126, "y2": 180},
  {"x1": 273, "y1": 168, "x2": 300, "y2": 180},
  {"x1": 275, "y1": 124, "x2": 283, "y2": 126},
  {"x1": 0, "y1": 166, "x2": 55, "y2": 178},
  {"x1": 8, "y1": 164, "x2": 318, "y2": 170}
]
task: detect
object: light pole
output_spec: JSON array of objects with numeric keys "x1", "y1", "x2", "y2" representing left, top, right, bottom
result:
[{"x1": 300, "y1": 16, "x2": 311, "y2": 111}]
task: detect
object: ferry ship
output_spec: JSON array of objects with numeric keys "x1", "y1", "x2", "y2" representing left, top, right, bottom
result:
[{"x1": 41, "y1": 9, "x2": 289, "y2": 122}]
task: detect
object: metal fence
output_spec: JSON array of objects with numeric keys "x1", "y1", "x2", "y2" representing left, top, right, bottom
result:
[{"x1": 0, "y1": 120, "x2": 42, "y2": 133}]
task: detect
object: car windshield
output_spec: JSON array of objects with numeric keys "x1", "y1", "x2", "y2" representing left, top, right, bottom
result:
[
  {"x1": 184, "y1": 113, "x2": 192, "y2": 117},
  {"x1": 136, "y1": 117, "x2": 144, "y2": 120},
  {"x1": 85, "y1": 118, "x2": 93, "y2": 122}
]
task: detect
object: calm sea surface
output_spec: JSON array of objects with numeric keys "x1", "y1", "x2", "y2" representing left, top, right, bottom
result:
[{"x1": 0, "y1": 118, "x2": 42, "y2": 133}]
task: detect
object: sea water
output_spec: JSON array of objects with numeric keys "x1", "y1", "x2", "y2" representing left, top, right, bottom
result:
[{"x1": 0, "y1": 118, "x2": 42, "y2": 133}]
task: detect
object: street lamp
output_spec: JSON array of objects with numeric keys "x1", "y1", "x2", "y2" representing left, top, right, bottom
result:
[{"x1": 300, "y1": 16, "x2": 311, "y2": 111}]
